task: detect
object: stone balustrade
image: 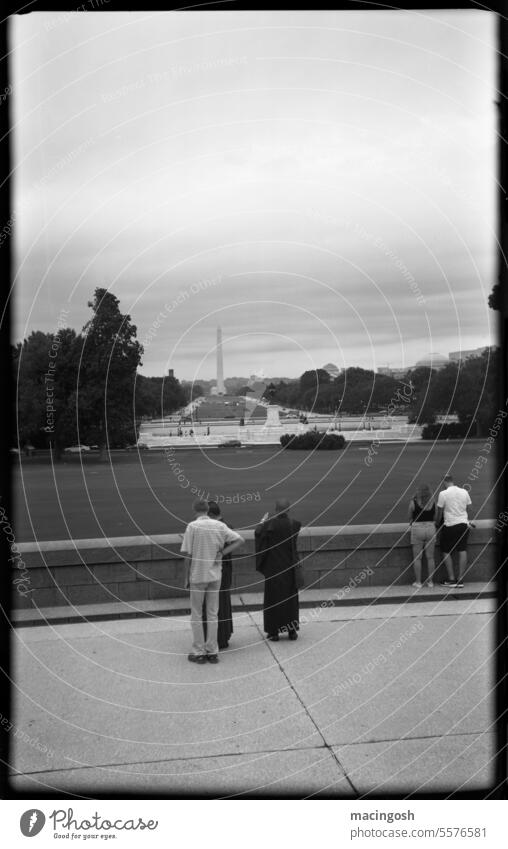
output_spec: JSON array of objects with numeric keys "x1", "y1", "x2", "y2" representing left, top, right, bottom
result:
[{"x1": 12, "y1": 521, "x2": 495, "y2": 609}]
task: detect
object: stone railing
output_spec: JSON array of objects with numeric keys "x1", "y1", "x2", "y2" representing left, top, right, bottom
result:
[{"x1": 13, "y1": 521, "x2": 495, "y2": 609}]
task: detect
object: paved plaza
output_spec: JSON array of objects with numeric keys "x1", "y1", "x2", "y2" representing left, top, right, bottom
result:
[{"x1": 10, "y1": 586, "x2": 496, "y2": 797}]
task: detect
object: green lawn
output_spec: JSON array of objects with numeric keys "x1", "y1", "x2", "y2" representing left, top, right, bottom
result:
[{"x1": 13, "y1": 442, "x2": 495, "y2": 542}]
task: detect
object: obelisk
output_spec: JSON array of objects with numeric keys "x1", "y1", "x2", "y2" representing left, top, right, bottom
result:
[{"x1": 216, "y1": 326, "x2": 225, "y2": 395}]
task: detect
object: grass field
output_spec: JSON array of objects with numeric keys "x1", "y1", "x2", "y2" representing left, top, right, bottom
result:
[{"x1": 13, "y1": 441, "x2": 495, "y2": 542}]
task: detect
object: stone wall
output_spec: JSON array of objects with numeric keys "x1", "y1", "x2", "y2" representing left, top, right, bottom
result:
[{"x1": 13, "y1": 521, "x2": 495, "y2": 609}]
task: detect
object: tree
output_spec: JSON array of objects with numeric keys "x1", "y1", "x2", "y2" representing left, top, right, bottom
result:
[
  {"x1": 13, "y1": 333, "x2": 47, "y2": 446},
  {"x1": 13, "y1": 329, "x2": 82, "y2": 455},
  {"x1": 299, "y1": 369, "x2": 330, "y2": 393},
  {"x1": 78, "y1": 289, "x2": 143, "y2": 457},
  {"x1": 488, "y1": 281, "x2": 501, "y2": 311},
  {"x1": 406, "y1": 366, "x2": 439, "y2": 423},
  {"x1": 453, "y1": 349, "x2": 498, "y2": 436}
]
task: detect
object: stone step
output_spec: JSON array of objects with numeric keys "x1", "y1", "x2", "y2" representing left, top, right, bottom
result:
[{"x1": 11, "y1": 582, "x2": 495, "y2": 628}]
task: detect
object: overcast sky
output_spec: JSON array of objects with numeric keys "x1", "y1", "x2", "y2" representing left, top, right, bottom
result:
[{"x1": 12, "y1": 9, "x2": 497, "y2": 380}]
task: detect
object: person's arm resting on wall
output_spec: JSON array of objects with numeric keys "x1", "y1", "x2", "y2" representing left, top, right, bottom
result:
[
  {"x1": 408, "y1": 499, "x2": 415, "y2": 525},
  {"x1": 222, "y1": 527, "x2": 244, "y2": 557},
  {"x1": 435, "y1": 491, "x2": 445, "y2": 527}
]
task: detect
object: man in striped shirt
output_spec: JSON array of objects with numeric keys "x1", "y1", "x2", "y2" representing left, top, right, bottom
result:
[{"x1": 181, "y1": 499, "x2": 244, "y2": 664}]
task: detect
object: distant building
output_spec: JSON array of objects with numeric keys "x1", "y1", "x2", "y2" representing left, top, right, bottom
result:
[
  {"x1": 377, "y1": 366, "x2": 409, "y2": 380},
  {"x1": 414, "y1": 352, "x2": 448, "y2": 370},
  {"x1": 449, "y1": 346, "x2": 489, "y2": 363},
  {"x1": 168, "y1": 368, "x2": 174, "y2": 378},
  {"x1": 391, "y1": 368, "x2": 411, "y2": 380},
  {"x1": 322, "y1": 362, "x2": 340, "y2": 379}
]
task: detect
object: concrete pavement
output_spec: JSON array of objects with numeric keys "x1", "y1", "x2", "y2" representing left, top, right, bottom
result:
[{"x1": 9, "y1": 586, "x2": 496, "y2": 797}]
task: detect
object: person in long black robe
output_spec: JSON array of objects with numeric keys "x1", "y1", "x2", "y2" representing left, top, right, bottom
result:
[
  {"x1": 255, "y1": 499, "x2": 301, "y2": 641},
  {"x1": 202, "y1": 502, "x2": 234, "y2": 649}
]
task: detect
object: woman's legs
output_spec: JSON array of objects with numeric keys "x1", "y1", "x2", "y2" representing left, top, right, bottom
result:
[
  {"x1": 423, "y1": 528, "x2": 436, "y2": 585},
  {"x1": 411, "y1": 533, "x2": 424, "y2": 585}
]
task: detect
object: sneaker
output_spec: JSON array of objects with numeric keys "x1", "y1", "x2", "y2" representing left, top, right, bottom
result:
[
  {"x1": 267, "y1": 634, "x2": 279, "y2": 642},
  {"x1": 288, "y1": 631, "x2": 298, "y2": 641},
  {"x1": 188, "y1": 653, "x2": 207, "y2": 664},
  {"x1": 412, "y1": 581, "x2": 423, "y2": 589},
  {"x1": 426, "y1": 580, "x2": 434, "y2": 588},
  {"x1": 206, "y1": 654, "x2": 219, "y2": 664},
  {"x1": 455, "y1": 581, "x2": 464, "y2": 588},
  {"x1": 441, "y1": 580, "x2": 457, "y2": 587}
]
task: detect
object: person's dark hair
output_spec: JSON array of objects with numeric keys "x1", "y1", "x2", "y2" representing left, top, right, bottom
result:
[
  {"x1": 415, "y1": 483, "x2": 434, "y2": 511},
  {"x1": 275, "y1": 497, "x2": 290, "y2": 515},
  {"x1": 444, "y1": 474, "x2": 454, "y2": 485},
  {"x1": 193, "y1": 498, "x2": 208, "y2": 514},
  {"x1": 207, "y1": 501, "x2": 221, "y2": 517}
]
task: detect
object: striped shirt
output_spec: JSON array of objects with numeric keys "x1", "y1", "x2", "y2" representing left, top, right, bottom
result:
[{"x1": 180, "y1": 516, "x2": 242, "y2": 583}]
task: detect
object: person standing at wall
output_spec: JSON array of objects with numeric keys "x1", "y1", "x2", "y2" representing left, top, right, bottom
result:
[
  {"x1": 436, "y1": 474, "x2": 473, "y2": 588},
  {"x1": 180, "y1": 499, "x2": 244, "y2": 663},
  {"x1": 255, "y1": 498, "x2": 301, "y2": 641}
]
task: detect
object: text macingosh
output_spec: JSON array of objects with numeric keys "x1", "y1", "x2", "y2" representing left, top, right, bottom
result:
[{"x1": 50, "y1": 809, "x2": 158, "y2": 831}]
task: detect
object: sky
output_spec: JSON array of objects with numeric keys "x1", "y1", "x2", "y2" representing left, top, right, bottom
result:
[{"x1": 11, "y1": 9, "x2": 497, "y2": 380}]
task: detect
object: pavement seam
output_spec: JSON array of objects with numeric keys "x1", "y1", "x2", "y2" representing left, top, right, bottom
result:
[
  {"x1": 240, "y1": 595, "x2": 359, "y2": 797},
  {"x1": 11, "y1": 743, "x2": 332, "y2": 777},
  {"x1": 11, "y1": 730, "x2": 492, "y2": 779}
]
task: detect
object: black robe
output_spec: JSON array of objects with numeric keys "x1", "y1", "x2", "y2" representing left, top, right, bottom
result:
[
  {"x1": 202, "y1": 529, "x2": 234, "y2": 649},
  {"x1": 255, "y1": 514, "x2": 301, "y2": 635}
]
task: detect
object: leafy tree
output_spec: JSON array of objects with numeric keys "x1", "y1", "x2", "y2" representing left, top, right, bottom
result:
[
  {"x1": 453, "y1": 349, "x2": 498, "y2": 436},
  {"x1": 184, "y1": 382, "x2": 203, "y2": 404},
  {"x1": 13, "y1": 333, "x2": 47, "y2": 446},
  {"x1": 488, "y1": 281, "x2": 501, "y2": 311},
  {"x1": 406, "y1": 366, "x2": 439, "y2": 424},
  {"x1": 13, "y1": 328, "x2": 82, "y2": 455},
  {"x1": 299, "y1": 369, "x2": 330, "y2": 394},
  {"x1": 77, "y1": 289, "x2": 143, "y2": 457}
]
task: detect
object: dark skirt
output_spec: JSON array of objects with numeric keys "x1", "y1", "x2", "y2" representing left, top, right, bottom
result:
[
  {"x1": 203, "y1": 562, "x2": 233, "y2": 649},
  {"x1": 263, "y1": 566, "x2": 299, "y2": 635}
]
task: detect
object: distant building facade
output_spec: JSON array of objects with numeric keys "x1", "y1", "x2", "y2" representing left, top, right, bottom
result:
[
  {"x1": 448, "y1": 346, "x2": 489, "y2": 363},
  {"x1": 377, "y1": 366, "x2": 409, "y2": 380},
  {"x1": 322, "y1": 362, "x2": 341, "y2": 379}
]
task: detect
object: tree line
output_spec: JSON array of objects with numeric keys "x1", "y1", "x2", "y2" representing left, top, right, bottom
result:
[
  {"x1": 12, "y1": 288, "x2": 187, "y2": 457},
  {"x1": 264, "y1": 349, "x2": 498, "y2": 436}
]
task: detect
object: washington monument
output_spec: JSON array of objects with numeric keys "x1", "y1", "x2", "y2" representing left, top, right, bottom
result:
[{"x1": 216, "y1": 326, "x2": 225, "y2": 395}]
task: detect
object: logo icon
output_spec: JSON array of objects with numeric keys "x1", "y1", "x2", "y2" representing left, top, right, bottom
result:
[{"x1": 20, "y1": 810, "x2": 46, "y2": 837}]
